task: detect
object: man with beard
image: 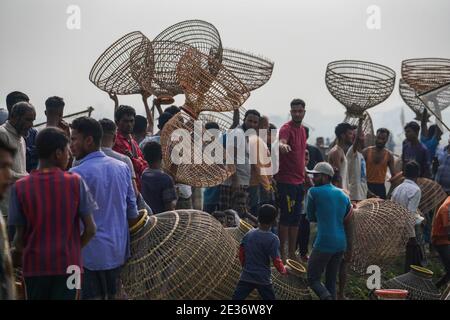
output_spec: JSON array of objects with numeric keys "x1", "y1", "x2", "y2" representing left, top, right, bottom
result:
[
  {"x1": 219, "y1": 109, "x2": 261, "y2": 216},
  {"x1": 274, "y1": 99, "x2": 307, "y2": 262},
  {"x1": 363, "y1": 128, "x2": 397, "y2": 199},
  {"x1": 328, "y1": 123, "x2": 355, "y2": 191},
  {"x1": 0, "y1": 102, "x2": 35, "y2": 219},
  {"x1": 70, "y1": 117, "x2": 140, "y2": 300}
]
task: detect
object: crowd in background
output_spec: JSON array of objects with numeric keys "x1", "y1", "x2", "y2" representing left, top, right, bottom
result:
[{"x1": 0, "y1": 91, "x2": 449, "y2": 300}]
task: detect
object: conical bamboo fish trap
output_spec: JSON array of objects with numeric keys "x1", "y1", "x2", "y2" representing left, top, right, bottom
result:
[
  {"x1": 150, "y1": 20, "x2": 223, "y2": 98},
  {"x1": 225, "y1": 219, "x2": 253, "y2": 244},
  {"x1": 399, "y1": 78, "x2": 432, "y2": 121},
  {"x1": 383, "y1": 265, "x2": 441, "y2": 300},
  {"x1": 343, "y1": 111, "x2": 375, "y2": 146},
  {"x1": 160, "y1": 112, "x2": 236, "y2": 187},
  {"x1": 147, "y1": 41, "x2": 193, "y2": 98},
  {"x1": 442, "y1": 284, "x2": 450, "y2": 300},
  {"x1": 154, "y1": 20, "x2": 222, "y2": 59},
  {"x1": 221, "y1": 48, "x2": 274, "y2": 93},
  {"x1": 122, "y1": 210, "x2": 311, "y2": 300},
  {"x1": 271, "y1": 259, "x2": 312, "y2": 300},
  {"x1": 89, "y1": 31, "x2": 153, "y2": 95},
  {"x1": 197, "y1": 107, "x2": 247, "y2": 132},
  {"x1": 122, "y1": 210, "x2": 240, "y2": 299},
  {"x1": 401, "y1": 58, "x2": 450, "y2": 94},
  {"x1": 350, "y1": 199, "x2": 415, "y2": 275},
  {"x1": 416, "y1": 178, "x2": 447, "y2": 214},
  {"x1": 325, "y1": 60, "x2": 396, "y2": 118},
  {"x1": 399, "y1": 78, "x2": 450, "y2": 121},
  {"x1": 177, "y1": 47, "x2": 250, "y2": 115}
]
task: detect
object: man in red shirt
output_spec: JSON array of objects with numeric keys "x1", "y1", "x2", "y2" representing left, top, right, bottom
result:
[
  {"x1": 275, "y1": 99, "x2": 307, "y2": 262},
  {"x1": 113, "y1": 105, "x2": 148, "y2": 191}
]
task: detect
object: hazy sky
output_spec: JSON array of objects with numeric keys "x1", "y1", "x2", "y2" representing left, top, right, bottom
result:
[{"x1": 1, "y1": 0, "x2": 450, "y2": 143}]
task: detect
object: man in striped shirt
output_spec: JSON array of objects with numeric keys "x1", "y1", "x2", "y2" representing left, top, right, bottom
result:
[{"x1": 8, "y1": 127, "x2": 97, "y2": 300}]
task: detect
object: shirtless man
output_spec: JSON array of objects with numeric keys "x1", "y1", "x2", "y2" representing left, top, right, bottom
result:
[{"x1": 362, "y1": 128, "x2": 396, "y2": 199}]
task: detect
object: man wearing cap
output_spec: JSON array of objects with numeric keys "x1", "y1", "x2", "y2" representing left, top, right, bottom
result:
[{"x1": 305, "y1": 162, "x2": 353, "y2": 300}]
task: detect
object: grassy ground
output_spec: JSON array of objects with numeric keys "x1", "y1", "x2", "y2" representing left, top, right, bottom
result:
[
  {"x1": 301, "y1": 225, "x2": 447, "y2": 300},
  {"x1": 345, "y1": 251, "x2": 445, "y2": 300}
]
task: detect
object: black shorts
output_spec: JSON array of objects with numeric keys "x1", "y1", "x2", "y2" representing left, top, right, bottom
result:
[
  {"x1": 367, "y1": 183, "x2": 386, "y2": 199},
  {"x1": 82, "y1": 267, "x2": 122, "y2": 300},
  {"x1": 277, "y1": 182, "x2": 304, "y2": 226}
]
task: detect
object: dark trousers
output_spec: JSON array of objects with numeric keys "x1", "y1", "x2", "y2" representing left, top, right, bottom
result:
[
  {"x1": 405, "y1": 237, "x2": 424, "y2": 273},
  {"x1": 232, "y1": 280, "x2": 276, "y2": 300},
  {"x1": 249, "y1": 185, "x2": 260, "y2": 216},
  {"x1": 24, "y1": 275, "x2": 79, "y2": 300},
  {"x1": 367, "y1": 183, "x2": 386, "y2": 199},
  {"x1": 307, "y1": 249, "x2": 344, "y2": 300},
  {"x1": 297, "y1": 214, "x2": 310, "y2": 256},
  {"x1": 435, "y1": 244, "x2": 450, "y2": 289},
  {"x1": 82, "y1": 267, "x2": 122, "y2": 300},
  {"x1": 203, "y1": 203, "x2": 218, "y2": 214}
]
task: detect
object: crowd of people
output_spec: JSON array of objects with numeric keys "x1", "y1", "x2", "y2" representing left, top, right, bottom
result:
[{"x1": 0, "y1": 91, "x2": 449, "y2": 300}]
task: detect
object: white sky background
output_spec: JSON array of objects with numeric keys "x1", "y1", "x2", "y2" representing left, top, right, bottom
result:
[{"x1": 1, "y1": 0, "x2": 450, "y2": 146}]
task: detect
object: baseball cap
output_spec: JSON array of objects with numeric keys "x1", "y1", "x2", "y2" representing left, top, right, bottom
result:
[{"x1": 306, "y1": 162, "x2": 335, "y2": 177}]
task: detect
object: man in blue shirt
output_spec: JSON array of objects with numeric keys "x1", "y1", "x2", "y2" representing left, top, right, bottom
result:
[
  {"x1": 305, "y1": 162, "x2": 353, "y2": 300},
  {"x1": 69, "y1": 117, "x2": 140, "y2": 300},
  {"x1": 420, "y1": 109, "x2": 443, "y2": 159},
  {"x1": 402, "y1": 121, "x2": 431, "y2": 178}
]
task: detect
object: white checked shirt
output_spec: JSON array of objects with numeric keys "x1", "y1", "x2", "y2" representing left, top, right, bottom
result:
[{"x1": 391, "y1": 179, "x2": 422, "y2": 237}]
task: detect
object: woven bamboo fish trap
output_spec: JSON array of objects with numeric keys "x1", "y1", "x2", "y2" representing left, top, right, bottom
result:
[
  {"x1": 343, "y1": 111, "x2": 375, "y2": 146},
  {"x1": 154, "y1": 20, "x2": 222, "y2": 59},
  {"x1": 401, "y1": 58, "x2": 450, "y2": 94},
  {"x1": 325, "y1": 60, "x2": 396, "y2": 118},
  {"x1": 399, "y1": 79, "x2": 432, "y2": 121},
  {"x1": 221, "y1": 48, "x2": 274, "y2": 93},
  {"x1": 122, "y1": 210, "x2": 311, "y2": 300},
  {"x1": 383, "y1": 265, "x2": 441, "y2": 300},
  {"x1": 177, "y1": 47, "x2": 250, "y2": 116},
  {"x1": 225, "y1": 219, "x2": 253, "y2": 244},
  {"x1": 122, "y1": 210, "x2": 240, "y2": 299},
  {"x1": 416, "y1": 178, "x2": 447, "y2": 214},
  {"x1": 442, "y1": 285, "x2": 450, "y2": 300},
  {"x1": 150, "y1": 20, "x2": 223, "y2": 98},
  {"x1": 89, "y1": 31, "x2": 153, "y2": 95},
  {"x1": 271, "y1": 259, "x2": 312, "y2": 300},
  {"x1": 146, "y1": 41, "x2": 192, "y2": 98},
  {"x1": 350, "y1": 199, "x2": 415, "y2": 275},
  {"x1": 160, "y1": 112, "x2": 236, "y2": 187},
  {"x1": 197, "y1": 107, "x2": 247, "y2": 132}
]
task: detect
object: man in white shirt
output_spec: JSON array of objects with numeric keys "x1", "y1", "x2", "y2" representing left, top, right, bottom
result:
[
  {"x1": 346, "y1": 118, "x2": 368, "y2": 202},
  {"x1": 328, "y1": 122, "x2": 355, "y2": 191},
  {"x1": 0, "y1": 102, "x2": 35, "y2": 217},
  {"x1": 391, "y1": 160, "x2": 425, "y2": 272}
]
